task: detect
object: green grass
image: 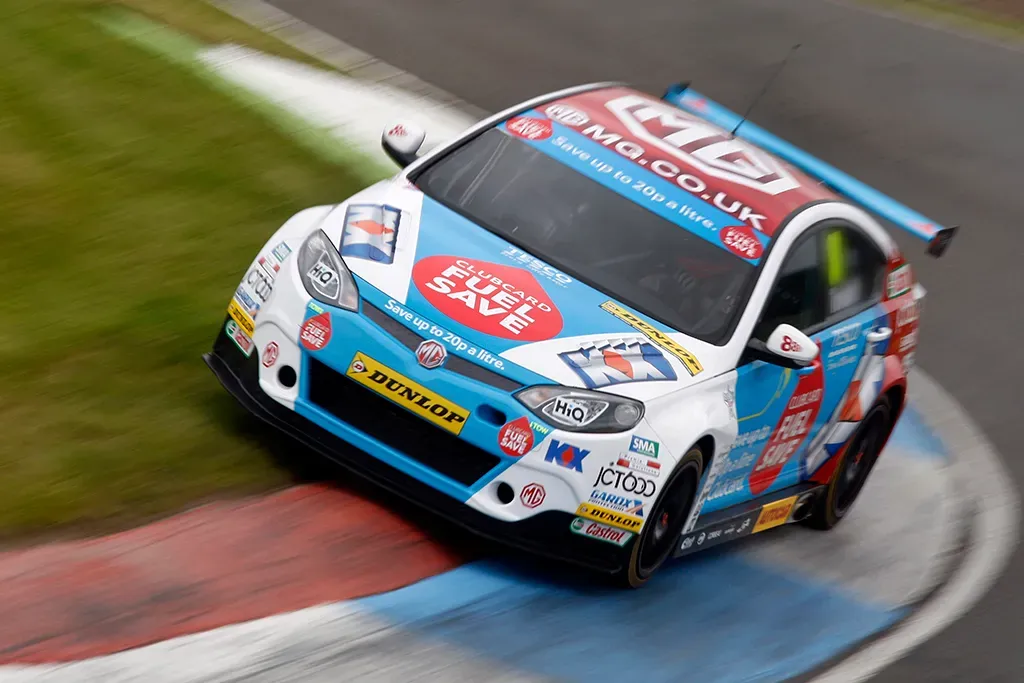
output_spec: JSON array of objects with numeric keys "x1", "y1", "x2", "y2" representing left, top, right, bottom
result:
[
  {"x1": 0, "y1": 0, "x2": 367, "y2": 538},
  {"x1": 863, "y1": 0, "x2": 1024, "y2": 41}
]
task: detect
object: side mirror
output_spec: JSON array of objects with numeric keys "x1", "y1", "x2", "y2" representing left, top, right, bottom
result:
[
  {"x1": 381, "y1": 121, "x2": 425, "y2": 168},
  {"x1": 746, "y1": 323, "x2": 818, "y2": 369}
]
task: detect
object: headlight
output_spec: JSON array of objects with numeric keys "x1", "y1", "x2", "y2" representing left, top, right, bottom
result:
[
  {"x1": 298, "y1": 229, "x2": 359, "y2": 311},
  {"x1": 515, "y1": 385, "x2": 644, "y2": 433}
]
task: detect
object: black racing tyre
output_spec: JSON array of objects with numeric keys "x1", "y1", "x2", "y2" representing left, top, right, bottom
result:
[
  {"x1": 620, "y1": 446, "x2": 703, "y2": 588},
  {"x1": 805, "y1": 397, "x2": 892, "y2": 530}
]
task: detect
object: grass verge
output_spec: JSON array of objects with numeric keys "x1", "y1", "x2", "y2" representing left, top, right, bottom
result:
[
  {"x1": 0, "y1": 0, "x2": 367, "y2": 539},
  {"x1": 861, "y1": 0, "x2": 1024, "y2": 42}
]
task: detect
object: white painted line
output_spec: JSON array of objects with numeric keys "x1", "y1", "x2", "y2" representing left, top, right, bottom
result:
[{"x1": 812, "y1": 369, "x2": 1020, "y2": 682}]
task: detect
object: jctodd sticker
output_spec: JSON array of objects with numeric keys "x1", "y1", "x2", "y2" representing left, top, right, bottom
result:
[{"x1": 413, "y1": 256, "x2": 563, "y2": 341}]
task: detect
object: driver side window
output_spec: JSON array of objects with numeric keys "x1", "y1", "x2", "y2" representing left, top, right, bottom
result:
[{"x1": 754, "y1": 233, "x2": 825, "y2": 341}]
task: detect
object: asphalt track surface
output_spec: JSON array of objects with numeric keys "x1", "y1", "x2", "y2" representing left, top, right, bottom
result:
[{"x1": 257, "y1": 0, "x2": 1024, "y2": 678}]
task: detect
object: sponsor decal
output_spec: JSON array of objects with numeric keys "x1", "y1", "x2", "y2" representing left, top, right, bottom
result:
[
  {"x1": 234, "y1": 286, "x2": 261, "y2": 316},
  {"x1": 719, "y1": 225, "x2": 764, "y2": 261},
  {"x1": 258, "y1": 255, "x2": 280, "y2": 277},
  {"x1": 499, "y1": 246, "x2": 572, "y2": 286},
  {"x1": 387, "y1": 123, "x2": 409, "y2": 138},
  {"x1": 896, "y1": 300, "x2": 920, "y2": 328},
  {"x1": 415, "y1": 339, "x2": 447, "y2": 370},
  {"x1": 569, "y1": 517, "x2": 633, "y2": 546},
  {"x1": 545, "y1": 104, "x2": 589, "y2": 127},
  {"x1": 520, "y1": 483, "x2": 546, "y2": 509},
  {"x1": 594, "y1": 466, "x2": 656, "y2": 497},
  {"x1": 886, "y1": 264, "x2": 913, "y2": 299},
  {"x1": 603, "y1": 94, "x2": 800, "y2": 198},
  {"x1": 227, "y1": 298, "x2": 255, "y2": 337},
  {"x1": 300, "y1": 310, "x2": 332, "y2": 351},
  {"x1": 576, "y1": 502, "x2": 643, "y2": 532},
  {"x1": 414, "y1": 256, "x2": 563, "y2": 341},
  {"x1": 780, "y1": 335, "x2": 803, "y2": 353},
  {"x1": 723, "y1": 386, "x2": 737, "y2": 418},
  {"x1": 225, "y1": 319, "x2": 254, "y2": 357},
  {"x1": 599, "y1": 301, "x2": 703, "y2": 375},
  {"x1": 271, "y1": 241, "x2": 292, "y2": 263},
  {"x1": 261, "y1": 341, "x2": 279, "y2": 368},
  {"x1": 752, "y1": 496, "x2": 797, "y2": 533},
  {"x1": 629, "y1": 435, "x2": 659, "y2": 459},
  {"x1": 616, "y1": 453, "x2": 661, "y2": 477},
  {"x1": 529, "y1": 420, "x2": 551, "y2": 437},
  {"x1": 384, "y1": 299, "x2": 505, "y2": 371},
  {"x1": 346, "y1": 352, "x2": 470, "y2": 434},
  {"x1": 831, "y1": 322, "x2": 861, "y2": 347},
  {"x1": 749, "y1": 359, "x2": 824, "y2": 495},
  {"x1": 678, "y1": 511, "x2": 758, "y2": 556},
  {"x1": 559, "y1": 339, "x2": 676, "y2": 389},
  {"x1": 498, "y1": 417, "x2": 534, "y2": 457},
  {"x1": 246, "y1": 265, "x2": 273, "y2": 301},
  {"x1": 505, "y1": 116, "x2": 553, "y2": 141},
  {"x1": 543, "y1": 439, "x2": 590, "y2": 472},
  {"x1": 341, "y1": 204, "x2": 401, "y2": 264},
  {"x1": 306, "y1": 250, "x2": 342, "y2": 300},
  {"x1": 541, "y1": 394, "x2": 606, "y2": 428},
  {"x1": 588, "y1": 490, "x2": 644, "y2": 515}
]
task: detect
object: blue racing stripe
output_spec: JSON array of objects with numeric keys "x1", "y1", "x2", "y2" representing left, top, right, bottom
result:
[{"x1": 356, "y1": 554, "x2": 903, "y2": 683}]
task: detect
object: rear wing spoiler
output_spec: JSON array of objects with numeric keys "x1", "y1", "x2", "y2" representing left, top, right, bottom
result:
[{"x1": 662, "y1": 83, "x2": 958, "y2": 257}]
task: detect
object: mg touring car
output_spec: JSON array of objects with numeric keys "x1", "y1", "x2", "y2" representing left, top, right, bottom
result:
[{"x1": 205, "y1": 81, "x2": 955, "y2": 587}]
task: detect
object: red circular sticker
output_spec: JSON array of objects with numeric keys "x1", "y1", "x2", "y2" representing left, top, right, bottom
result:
[
  {"x1": 262, "y1": 341, "x2": 280, "y2": 368},
  {"x1": 520, "y1": 483, "x2": 546, "y2": 509},
  {"x1": 720, "y1": 225, "x2": 764, "y2": 261},
  {"x1": 506, "y1": 116, "x2": 553, "y2": 141},
  {"x1": 498, "y1": 417, "x2": 535, "y2": 457},
  {"x1": 300, "y1": 312, "x2": 332, "y2": 351},
  {"x1": 749, "y1": 359, "x2": 824, "y2": 495},
  {"x1": 413, "y1": 256, "x2": 563, "y2": 341}
]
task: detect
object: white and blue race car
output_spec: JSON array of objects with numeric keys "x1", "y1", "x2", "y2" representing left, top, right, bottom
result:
[{"x1": 206, "y1": 82, "x2": 955, "y2": 587}]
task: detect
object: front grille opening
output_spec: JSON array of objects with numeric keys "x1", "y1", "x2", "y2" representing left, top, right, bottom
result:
[{"x1": 306, "y1": 358, "x2": 501, "y2": 486}]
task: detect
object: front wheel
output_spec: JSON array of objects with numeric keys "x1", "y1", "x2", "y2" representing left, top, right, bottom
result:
[
  {"x1": 805, "y1": 397, "x2": 891, "y2": 530},
  {"x1": 620, "y1": 446, "x2": 703, "y2": 588}
]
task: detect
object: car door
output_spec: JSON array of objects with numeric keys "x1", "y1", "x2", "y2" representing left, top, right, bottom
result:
[
  {"x1": 701, "y1": 230, "x2": 829, "y2": 513},
  {"x1": 801, "y1": 223, "x2": 890, "y2": 477}
]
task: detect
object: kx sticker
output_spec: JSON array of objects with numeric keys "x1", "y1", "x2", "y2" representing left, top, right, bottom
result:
[
  {"x1": 599, "y1": 301, "x2": 702, "y2": 376},
  {"x1": 346, "y1": 352, "x2": 470, "y2": 435}
]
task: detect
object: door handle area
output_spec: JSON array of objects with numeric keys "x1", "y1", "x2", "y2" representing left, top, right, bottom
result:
[{"x1": 866, "y1": 326, "x2": 893, "y2": 344}]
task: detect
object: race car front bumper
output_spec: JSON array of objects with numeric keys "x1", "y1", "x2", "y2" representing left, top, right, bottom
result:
[{"x1": 204, "y1": 320, "x2": 629, "y2": 575}]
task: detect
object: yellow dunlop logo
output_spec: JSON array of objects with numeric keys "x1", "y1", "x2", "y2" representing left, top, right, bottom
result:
[
  {"x1": 575, "y1": 503, "x2": 643, "y2": 532},
  {"x1": 599, "y1": 301, "x2": 703, "y2": 376},
  {"x1": 227, "y1": 298, "x2": 255, "y2": 337},
  {"x1": 752, "y1": 496, "x2": 797, "y2": 534},
  {"x1": 346, "y1": 352, "x2": 470, "y2": 435}
]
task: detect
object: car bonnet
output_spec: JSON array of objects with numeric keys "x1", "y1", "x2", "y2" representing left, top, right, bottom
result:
[{"x1": 315, "y1": 181, "x2": 735, "y2": 401}]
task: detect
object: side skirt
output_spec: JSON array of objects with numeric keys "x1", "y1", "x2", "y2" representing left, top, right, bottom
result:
[{"x1": 674, "y1": 484, "x2": 827, "y2": 558}]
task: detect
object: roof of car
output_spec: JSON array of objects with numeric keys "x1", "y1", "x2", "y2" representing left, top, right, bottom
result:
[{"x1": 495, "y1": 85, "x2": 839, "y2": 263}]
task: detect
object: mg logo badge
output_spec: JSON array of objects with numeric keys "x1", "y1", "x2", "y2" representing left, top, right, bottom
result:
[{"x1": 415, "y1": 340, "x2": 447, "y2": 370}]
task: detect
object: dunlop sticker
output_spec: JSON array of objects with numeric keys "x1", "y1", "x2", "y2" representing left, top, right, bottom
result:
[
  {"x1": 600, "y1": 301, "x2": 703, "y2": 376},
  {"x1": 576, "y1": 502, "x2": 643, "y2": 532},
  {"x1": 346, "y1": 352, "x2": 470, "y2": 435}
]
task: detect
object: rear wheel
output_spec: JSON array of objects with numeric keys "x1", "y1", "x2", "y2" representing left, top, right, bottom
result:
[
  {"x1": 806, "y1": 398, "x2": 891, "y2": 530},
  {"x1": 621, "y1": 446, "x2": 703, "y2": 588}
]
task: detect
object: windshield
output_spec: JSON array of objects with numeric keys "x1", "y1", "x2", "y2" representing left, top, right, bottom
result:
[{"x1": 413, "y1": 128, "x2": 756, "y2": 344}]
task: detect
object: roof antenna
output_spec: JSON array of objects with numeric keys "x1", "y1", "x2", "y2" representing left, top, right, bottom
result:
[{"x1": 731, "y1": 43, "x2": 801, "y2": 136}]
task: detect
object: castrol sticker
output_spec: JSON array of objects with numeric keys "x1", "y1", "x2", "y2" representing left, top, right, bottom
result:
[
  {"x1": 719, "y1": 225, "x2": 763, "y2": 261},
  {"x1": 749, "y1": 358, "x2": 824, "y2": 495},
  {"x1": 505, "y1": 116, "x2": 553, "y2": 141},
  {"x1": 413, "y1": 256, "x2": 563, "y2": 341}
]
